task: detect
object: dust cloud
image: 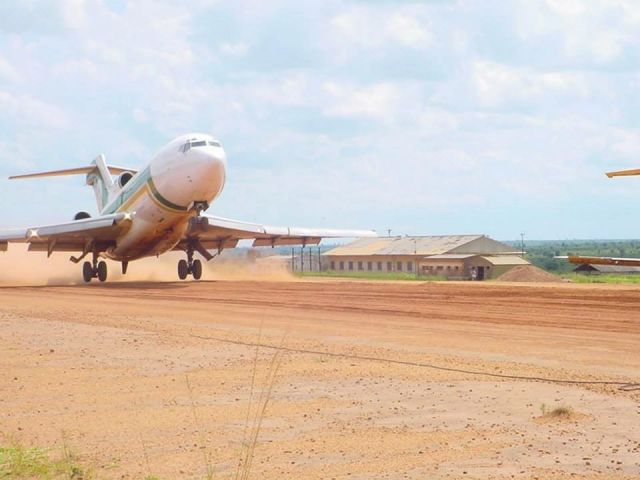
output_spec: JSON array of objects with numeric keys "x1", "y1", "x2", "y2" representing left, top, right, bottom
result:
[{"x1": 0, "y1": 245, "x2": 294, "y2": 286}]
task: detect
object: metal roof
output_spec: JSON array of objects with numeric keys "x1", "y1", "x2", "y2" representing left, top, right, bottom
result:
[
  {"x1": 480, "y1": 255, "x2": 530, "y2": 266},
  {"x1": 422, "y1": 254, "x2": 477, "y2": 260},
  {"x1": 575, "y1": 264, "x2": 640, "y2": 273},
  {"x1": 323, "y1": 235, "x2": 504, "y2": 256}
]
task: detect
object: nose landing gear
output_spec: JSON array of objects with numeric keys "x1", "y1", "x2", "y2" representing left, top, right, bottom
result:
[
  {"x1": 82, "y1": 252, "x2": 107, "y2": 283},
  {"x1": 178, "y1": 243, "x2": 203, "y2": 280}
]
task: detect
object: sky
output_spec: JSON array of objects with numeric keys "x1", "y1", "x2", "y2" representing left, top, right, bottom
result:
[{"x1": 1, "y1": 0, "x2": 640, "y2": 240}]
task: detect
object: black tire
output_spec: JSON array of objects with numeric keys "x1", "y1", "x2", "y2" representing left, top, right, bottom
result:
[
  {"x1": 97, "y1": 261, "x2": 108, "y2": 282},
  {"x1": 192, "y1": 259, "x2": 202, "y2": 280},
  {"x1": 178, "y1": 259, "x2": 189, "y2": 280},
  {"x1": 82, "y1": 261, "x2": 93, "y2": 283}
]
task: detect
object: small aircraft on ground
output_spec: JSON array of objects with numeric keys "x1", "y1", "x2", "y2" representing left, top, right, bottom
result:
[
  {"x1": 0, "y1": 133, "x2": 376, "y2": 282},
  {"x1": 561, "y1": 168, "x2": 640, "y2": 268}
]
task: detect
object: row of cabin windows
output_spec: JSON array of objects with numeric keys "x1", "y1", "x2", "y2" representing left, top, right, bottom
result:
[{"x1": 329, "y1": 260, "x2": 413, "y2": 272}]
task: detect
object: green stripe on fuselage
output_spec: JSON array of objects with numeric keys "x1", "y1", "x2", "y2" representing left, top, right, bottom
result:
[
  {"x1": 102, "y1": 166, "x2": 151, "y2": 215},
  {"x1": 147, "y1": 176, "x2": 189, "y2": 212},
  {"x1": 101, "y1": 166, "x2": 189, "y2": 215}
]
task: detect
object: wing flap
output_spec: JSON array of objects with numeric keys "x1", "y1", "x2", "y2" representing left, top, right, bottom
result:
[
  {"x1": 606, "y1": 168, "x2": 640, "y2": 178},
  {"x1": 566, "y1": 255, "x2": 640, "y2": 267},
  {"x1": 182, "y1": 214, "x2": 376, "y2": 251},
  {"x1": 0, "y1": 213, "x2": 132, "y2": 253}
]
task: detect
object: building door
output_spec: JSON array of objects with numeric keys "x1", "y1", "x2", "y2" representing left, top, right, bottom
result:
[{"x1": 476, "y1": 266, "x2": 485, "y2": 281}]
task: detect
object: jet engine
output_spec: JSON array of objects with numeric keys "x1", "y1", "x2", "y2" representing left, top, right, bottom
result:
[
  {"x1": 74, "y1": 211, "x2": 91, "y2": 220},
  {"x1": 117, "y1": 171, "x2": 134, "y2": 188}
]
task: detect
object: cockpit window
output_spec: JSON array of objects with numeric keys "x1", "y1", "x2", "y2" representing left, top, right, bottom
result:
[{"x1": 180, "y1": 139, "x2": 222, "y2": 153}]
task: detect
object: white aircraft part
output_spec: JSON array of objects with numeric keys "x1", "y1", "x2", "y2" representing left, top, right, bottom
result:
[{"x1": 1, "y1": 132, "x2": 377, "y2": 264}]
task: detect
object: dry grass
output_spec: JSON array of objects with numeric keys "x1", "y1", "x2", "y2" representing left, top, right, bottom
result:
[{"x1": 540, "y1": 403, "x2": 575, "y2": 419}]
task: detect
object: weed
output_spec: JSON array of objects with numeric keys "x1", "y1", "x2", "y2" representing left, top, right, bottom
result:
[
  {"x1": 0, "y1": 441, "x2": 91, "y2": 479},
  {"x1": 540, "y1": 403, "x2": 574, "y2": 419}
]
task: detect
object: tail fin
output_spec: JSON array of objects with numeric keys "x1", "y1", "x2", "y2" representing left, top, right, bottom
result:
[{"x1": 9, "y1": 155, "x2": 137, "y2": 211}]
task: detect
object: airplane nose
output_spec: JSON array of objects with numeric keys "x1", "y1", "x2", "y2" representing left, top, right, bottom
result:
[{"x1": 183, "y1": 146, "x2": 227, "y2": 203}]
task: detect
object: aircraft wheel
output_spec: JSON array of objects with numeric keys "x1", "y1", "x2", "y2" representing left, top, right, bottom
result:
[
  {"x1": 178, "y1": 259, "x2": 189, "y2": 280},
  {"x1": 82, "y1": 261, "x2": 93, "y2": 283},
  {"x1": 192, "y1": 259, "x2": 202, "y2": 280},
  {"x1": 97, "y1": 261, "x2": 108, "y2": 282}
]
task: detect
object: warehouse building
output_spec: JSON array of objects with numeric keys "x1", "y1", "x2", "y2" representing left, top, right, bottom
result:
[
  {"x1": 573, "y1": 264, "x2": 640, "y2": 274},
  {"x1": 322, "y1": 235, "x2": 528, "y2": 280}
]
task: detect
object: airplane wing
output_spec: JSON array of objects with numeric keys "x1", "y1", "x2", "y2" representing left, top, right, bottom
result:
[
  {"x1": 0, "y1": 213, "x2": 133, "y2": 257},
  {"x1": 176, "y1": 214, "x2": 376, "y2": 258},
  {"x1": 561, "y1": 255, "x2": 640, "y2": 267},
  {"x1": 606, "y1": 168, "x2": 640, "y2": 178}
]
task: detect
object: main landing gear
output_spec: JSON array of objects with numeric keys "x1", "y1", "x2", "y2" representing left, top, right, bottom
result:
[
  {"x1": 178, "y1": 243, "x2": 202, "y2": 280},
  {"x1": 82, "y1": 253, "x2": 107, "y2": 283}
]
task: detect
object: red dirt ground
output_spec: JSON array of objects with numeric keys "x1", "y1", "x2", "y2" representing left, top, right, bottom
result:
[{"x1": 1, "y1": 279, "x2": 639, "y2": 479}]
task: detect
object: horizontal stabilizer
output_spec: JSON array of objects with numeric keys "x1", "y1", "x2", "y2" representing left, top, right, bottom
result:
[
  {"x1": 564, "y1": 255, "x2": 640, "y2": 267},
  {"x1": 605, "y1": 168, "x2": 640, "y2": 178},
  {"x1": 9, "y1": 165, "x2": 137, "y2": 180}
]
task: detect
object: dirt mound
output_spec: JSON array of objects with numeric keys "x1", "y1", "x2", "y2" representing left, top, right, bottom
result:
[{"x1": 496, "y1": 265, "x2": 560, "y2": 283}]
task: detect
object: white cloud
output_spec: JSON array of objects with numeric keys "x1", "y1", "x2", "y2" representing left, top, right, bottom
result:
[
  {"x1": 0, "y1": 91, "x2": 69, "y2": 129},
  {"x1": 61, "y1": 0, "x2": 87, "y2": 29},
  {"x1": 0, "y1": 55, "x2": 19, "y2": 82},
  {"x1": 473, "y1": 60, "x2": 589, "y2": 107},
  {"x1": 322, "y1": 82, "x2": 399, "y2": 120},
  {"x1": 220, "y1": 42, "x2": 249, "y2": 57},
  {"x1": 329, "y1": 6, "x2": 432, "y2": 59}
]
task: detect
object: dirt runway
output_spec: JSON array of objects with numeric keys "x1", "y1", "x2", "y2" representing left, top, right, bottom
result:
[{"x1": 1, "y1": 279, "x2": 639, "y2": 479}]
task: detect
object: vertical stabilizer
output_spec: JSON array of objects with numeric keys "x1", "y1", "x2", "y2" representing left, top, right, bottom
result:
[{"x1": 86, "y1": 154, "x2": 116, "y2": 211}]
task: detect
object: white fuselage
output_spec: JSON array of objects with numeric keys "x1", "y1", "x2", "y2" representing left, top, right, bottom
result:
[{"x1": 102, "y1": 133, "x2": 227, "y2": 261}]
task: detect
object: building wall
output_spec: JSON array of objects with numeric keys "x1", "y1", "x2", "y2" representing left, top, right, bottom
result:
[
  {"x1": 324, "y1": 254, "x2": 526, "y2": 280},
  {"x1": 419, "y1": 259, "x2": 467, "y2": 278},
  {"x1": 323, "y1": 255, "x2": 419, "y2": 274}
]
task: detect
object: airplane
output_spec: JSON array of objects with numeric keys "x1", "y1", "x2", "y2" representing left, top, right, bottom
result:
[
  {"x1": 561, "y1": 167, "x2": 640, "y2": 267},
  {"x1": 0, "y1": 133, "x2": 376, "y2": 282}
]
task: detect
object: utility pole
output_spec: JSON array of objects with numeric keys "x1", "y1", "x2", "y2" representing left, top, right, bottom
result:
[
  {"x1": 413, "y1": 237, "x2": 418, "y2": 278},
  {"x1": 300, "y1": 246, "x2": 304, "y2": 273},
  {"x1": 520, "y1": 232, "x2": 525, "y2": 257}
]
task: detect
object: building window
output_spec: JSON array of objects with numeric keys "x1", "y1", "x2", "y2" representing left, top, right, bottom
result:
[
  {"x1": 348, "y1": 261, "x2": 354, "y2": 271},
  {"x1": 339, "y1": 261, "x2": 344, "y2": 271},
  {"x1": 377, "y1": 262, "x2": 382, "y2": 271},
  {"x1": 407, "y1": 262, "x2": 413, "y2": 271},
  {"x1": 455, "y1": 266, "x2": 459, "y2": 271},
  {"x1": 437, "y1": 266, "x2": 444, "y2": 270},
  {"x1": 387, "y1": 261, "x2": 392, "y2": 271},
  {"x1": 357, "y1": 261, "x2": 363, "y2": 271},
  {"x1": 397, "y1": 261, "x2": 403, "y2": 271},
  {"x1": 367, "y1": 261, "x2": 373, "y2": 271}
]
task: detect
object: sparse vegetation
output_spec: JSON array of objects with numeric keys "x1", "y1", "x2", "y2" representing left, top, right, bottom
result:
[
  {"x1": 540, "y1": 403, "x2": 574, "y2": 419},
  {"x1": 561, "y1": 273, "x2": 640, "y2": 284},
  {"x1": 0, "y1": 442, "x2": 90, "y2": 479}
]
